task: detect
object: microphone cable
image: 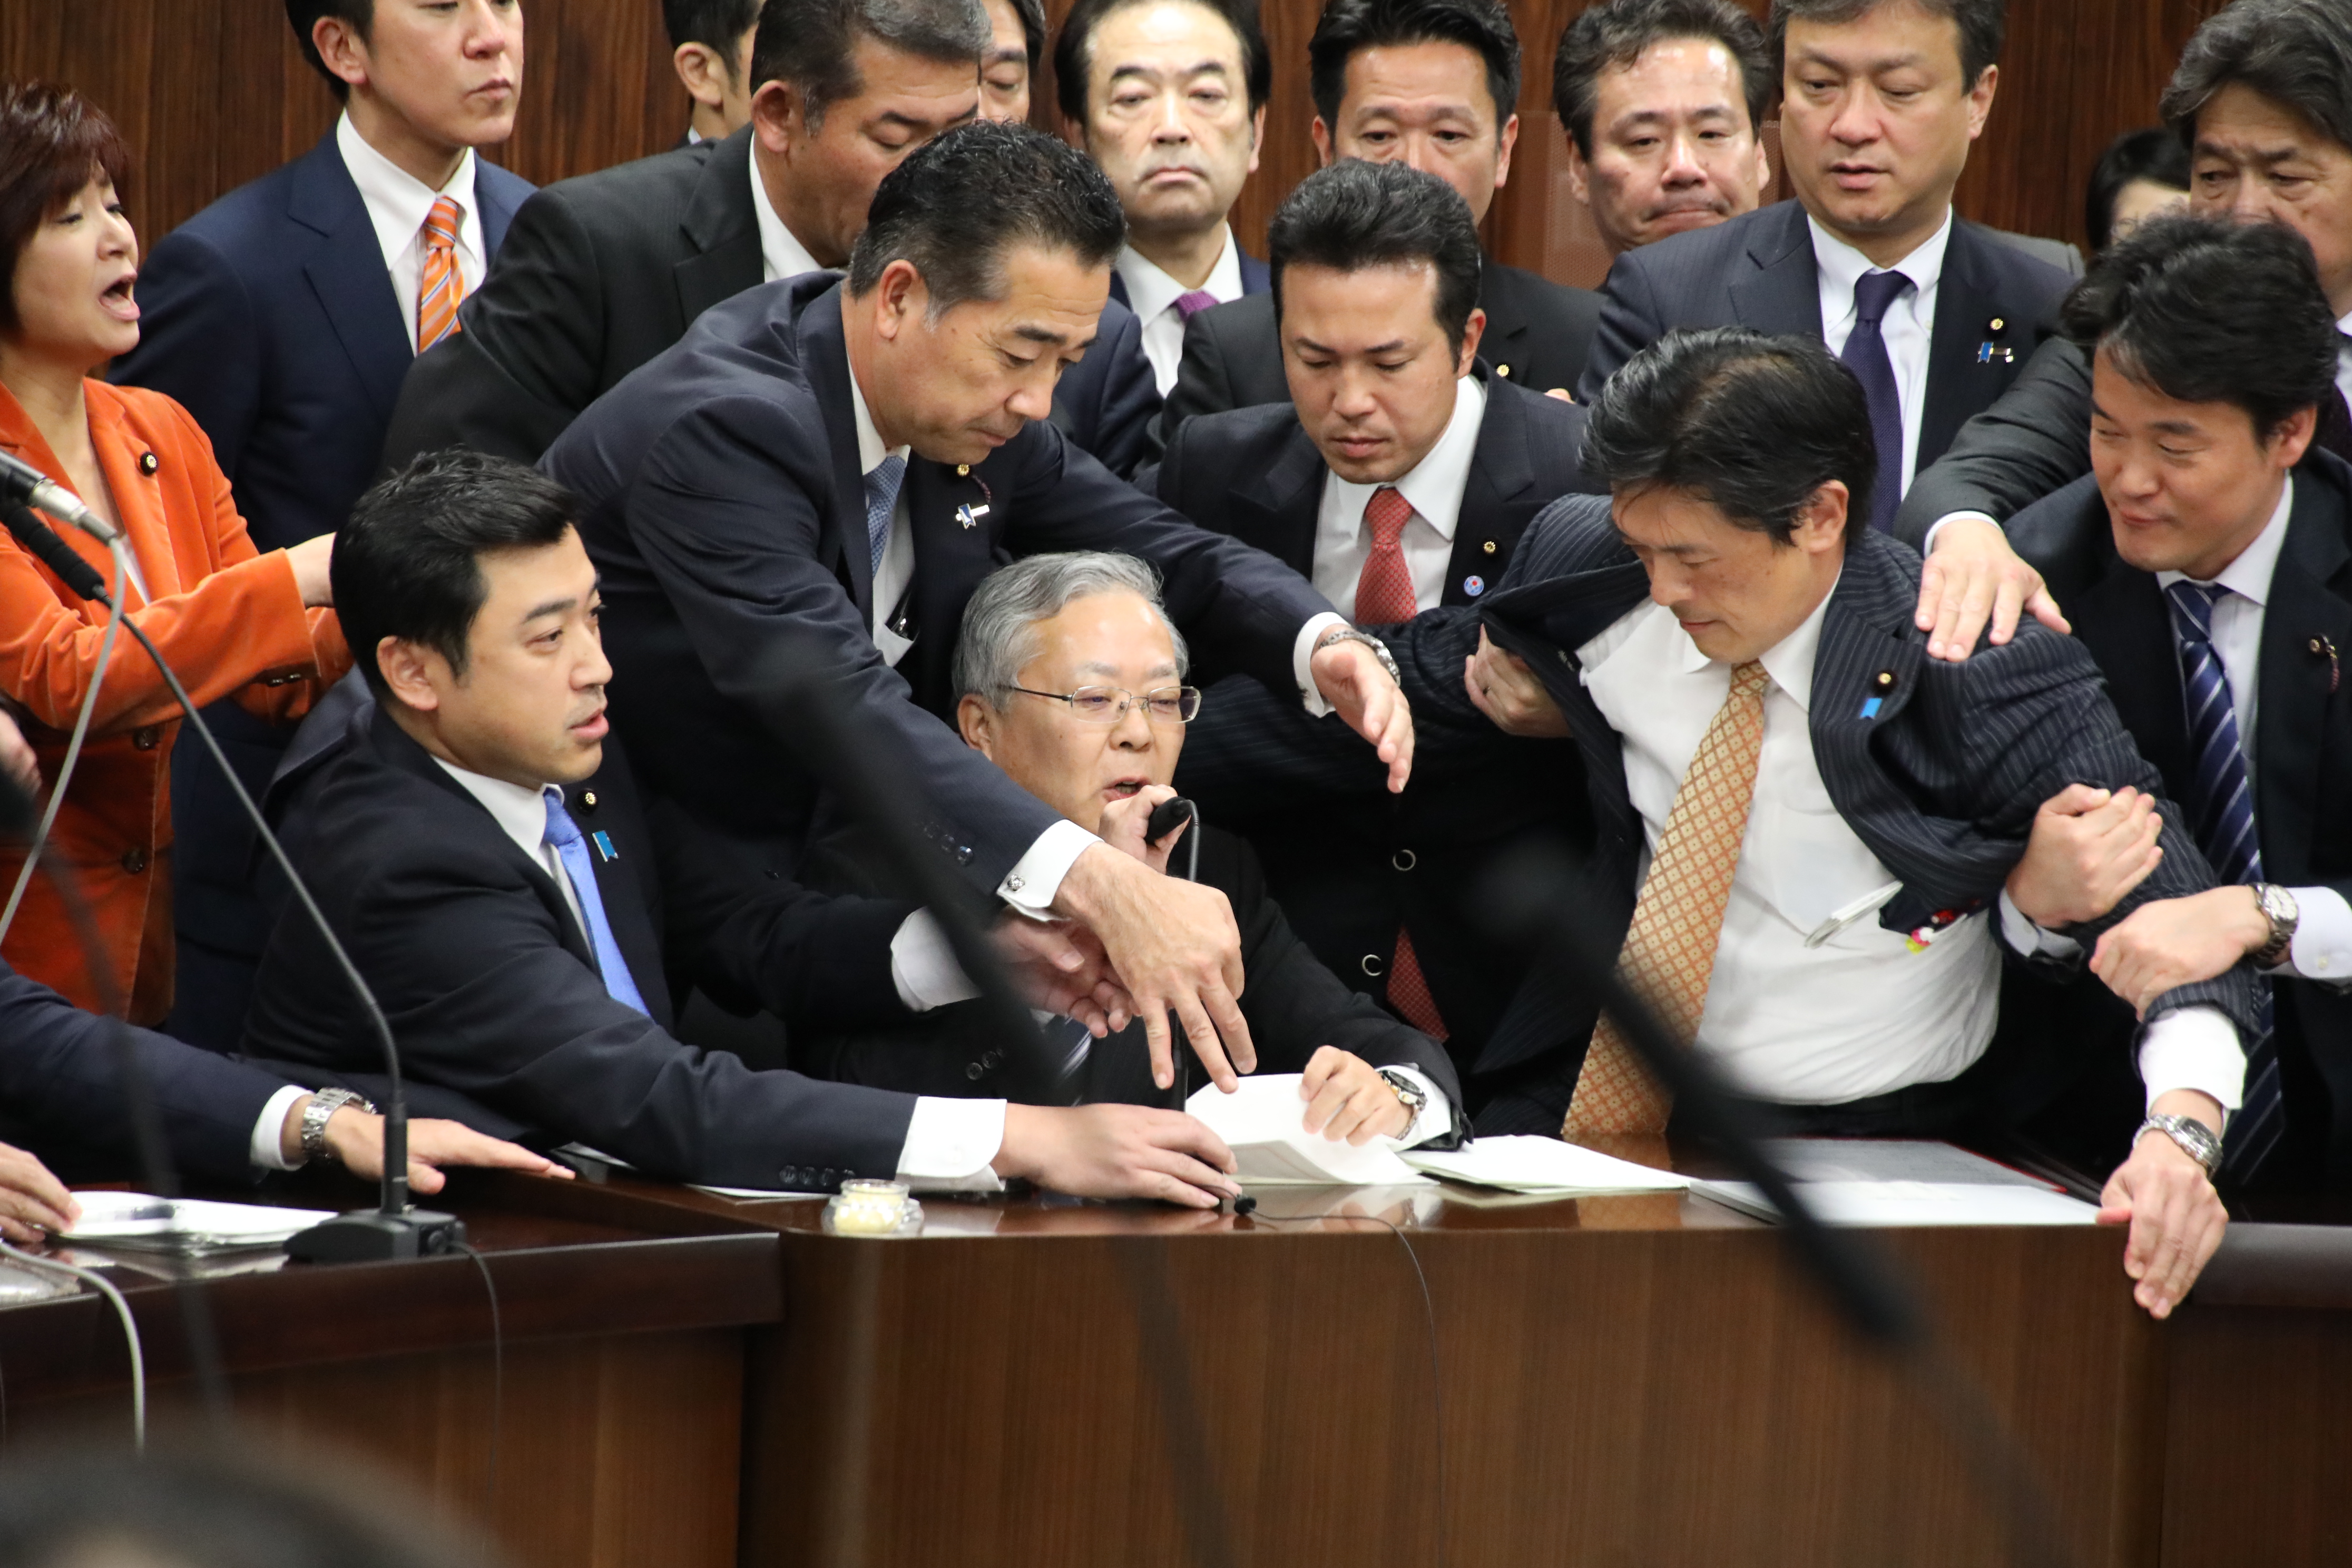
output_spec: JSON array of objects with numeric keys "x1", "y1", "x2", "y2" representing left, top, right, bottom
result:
[
  {"x1": 452, "y1": 1242, "x2": 504, "y2": 1519},
  {"x1": 0, "y1": 518, "x2": 122, "y2": 945},
  {"x1": 0, "y1": 1237, "x2": 144, "y2": 1451}
]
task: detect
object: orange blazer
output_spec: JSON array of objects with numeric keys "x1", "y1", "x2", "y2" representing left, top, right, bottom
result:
[{"x1": 0, "y1": 379, "x2": 348, "y2": 1023}]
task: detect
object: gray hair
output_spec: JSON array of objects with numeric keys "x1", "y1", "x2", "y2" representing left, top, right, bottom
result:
[{"x1": 954, "y1": 552, "x2": 1190, "y2": 705}]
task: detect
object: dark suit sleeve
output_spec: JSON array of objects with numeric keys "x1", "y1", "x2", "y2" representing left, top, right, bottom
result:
[
  {"x1": 1574, "y1": 248, "x2": 1668, "y2": 406},
  {"x1": 380, "y1": 186, "x2": 611, "y2": 469},
  {"x1": 0, "y1": 965, "x2": 289, "y2": 1184},
  {"x1": 1893, "y1": 336, "x2": 2094, "y2": 544},
  {"x1": 1065, "y1": 302, "x2": 1161, "y2": 480},
  {"x1": 108, "y1": 228, "x2": 262, "y2": 481}
]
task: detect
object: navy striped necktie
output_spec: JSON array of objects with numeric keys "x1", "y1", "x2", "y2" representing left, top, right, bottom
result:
[{"x1": 2164, "y1": 579, "x2": 2281, "y2": 1181}]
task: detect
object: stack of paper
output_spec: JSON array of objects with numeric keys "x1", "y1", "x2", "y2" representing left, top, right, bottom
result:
[
  {"x1": 1402, "y1": 1136, "x2": 1690, "y2": 1195},
  {"x1": 1185, "y1": 1076, "x2": 1433, "y2": 1185},
  {"x1": 64, "y1": 1192, "x2": 336, "y2": 1252},
  {"x1": 1688, "y1": 1142, "x2": 2101, "y2": 1227}
]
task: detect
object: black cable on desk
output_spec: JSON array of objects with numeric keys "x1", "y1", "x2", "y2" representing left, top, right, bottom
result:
[{"x1": 452, "y1": 1242, "x2": 504, "y2": 1520}]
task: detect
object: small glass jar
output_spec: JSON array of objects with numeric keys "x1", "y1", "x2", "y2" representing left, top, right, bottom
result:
[{"x1": 822, "y1": 1179, "x2": 924, "y2": 1238}]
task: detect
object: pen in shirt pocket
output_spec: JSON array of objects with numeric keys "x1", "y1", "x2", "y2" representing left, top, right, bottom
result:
[{"x1": 1802, "y1": 880, "x2": 1904, "y2": 949}]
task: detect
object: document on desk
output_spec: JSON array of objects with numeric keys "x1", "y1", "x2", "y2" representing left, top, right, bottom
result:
[
  {"x1": 1400, "y1": 1136, "x2": 1689, "y2": 1195},
  {"x1": 1185, "y1": 1076, "x2": 1433, "y2": 1186},
  {"x1": 1690, "y1": 1141, "x2": 2100, "y2": 1226},
  {"x1": 63, "y1": 1192, "x2": 336, "y2": 1251}
]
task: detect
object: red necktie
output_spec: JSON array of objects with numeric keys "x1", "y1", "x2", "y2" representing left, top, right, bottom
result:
[{"x1": 1349, "y1": 487, "x2": 1446, "y2": 1038}]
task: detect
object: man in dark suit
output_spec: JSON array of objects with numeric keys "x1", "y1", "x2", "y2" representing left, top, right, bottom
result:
[
  {"x1": 665, "y1": 0, "x2": 762, "y2": 145},
  {"x1": 544, "y1": 122, "x2": 1413, "y2": 1109},
  {"x1": 1157, "y1": 0, "x2": 1602, "y2": 439},
  {"x1": 1577, "y1": 0, "x2": 2069, "y2": 534},
  {"x1": 383, "y1": 0, "x2": 1162, "y2": 479},
  {"x1": 1150, "y1": 160, "x2": 1599, "y2": 1096},
  {"x1": 2001, "y1": 218, "x2": 2352, "y2": 1198},
  {"x1": 1401, "y1": 328, "x2": 2254, "y2": 1316},
  {"x1": 809, "y1": 551, "x2": 1465, "y2": 1150},
  {"x1": 1054, "y1": 0, "x2": 1273, "y2": 397},
  {"x1": 1896, "y1": 0, "x2": 2352, "y2": 551},
  {"x1": 246, "y1": 452, "x2": 1246, "y2": 1205},
  {"x1": 106, "y1": 0, "x2": 535, "y2": 1052}
]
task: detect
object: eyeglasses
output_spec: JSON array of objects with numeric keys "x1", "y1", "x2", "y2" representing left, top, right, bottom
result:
[{"x1": 1007, "y1": 684, "x2": 1203, "y2": 725}]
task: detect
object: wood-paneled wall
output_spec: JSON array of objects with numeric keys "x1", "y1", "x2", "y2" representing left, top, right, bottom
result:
[{"x1": 3, "y1": 0, "x2": 2229, "y2": 290}]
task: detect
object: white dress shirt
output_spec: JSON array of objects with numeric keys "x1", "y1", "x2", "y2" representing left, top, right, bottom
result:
[
  {"x1": 1313, "y1": 376, "x2": 1487, "y2": 620},
  {"x1": 429, "y1": 754, "x2": 1007, "y2": 1189},
  {"x1": 335, "y1": 112, "x2": 483, "y2": 354},
  {"x1": 1115, "y1": 228, "x2": 1246, "y2": 395},
  {"x1": 2337, "y1": 310, "x2": 2352, "y2": 407},
  {"x1": 752, "y1": 146, "x2": 830, "y2": 284},
  {"x1": 1812, "y1": 210, "x2": 1951, "y2": 503},
  {"x1": 1580, "y1": 583, "x2": 2244, "y2": 1110}
]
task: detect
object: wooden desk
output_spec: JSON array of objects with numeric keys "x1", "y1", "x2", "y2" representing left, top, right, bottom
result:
[{"x1": 0, "y1": 1172, "x2": 782, "y2": 1568}]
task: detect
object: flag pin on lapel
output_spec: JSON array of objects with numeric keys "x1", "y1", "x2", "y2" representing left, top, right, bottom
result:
[
  {"x1": 591, "y1": 830, "x2": 619, "y2": 863},
  {"x1": 955, "y1": 502, "x2": 990, "y2": 530},
  {"x1": 1859, "y1": 669, "x2": 1895, "y2": 720}
]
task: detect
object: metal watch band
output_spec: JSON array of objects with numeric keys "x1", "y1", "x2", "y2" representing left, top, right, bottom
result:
[
  {"x1": 299, "y1": 1087, "x2": 376, "y2": 1164},
  {"x1": 1377, "y1": 1068, "x2": 1427, "y2": 1130},
  {"x1": 2136, "y1": 1113, "x2": 2222, "y2": 1177},
  {"x1": 2252, "y1": 883, "x2": 2299, "y2": 969},
  {"x1": 1315, "y1": 626, "x2": 1400, "y2": 684}
]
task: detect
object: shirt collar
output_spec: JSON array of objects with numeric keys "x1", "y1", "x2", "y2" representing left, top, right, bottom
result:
[
  {"x1": 2156, "y1": 475, "x2": 2294, "y2": 609},
  {"x1": 1808, "y1": 208, "x2": 1953, "y2": 319},
  {"x1": 1325, "y1": 374, "x2": 1487, "y2": 543},
  {"x1": 843, "y1": 340, "x2": 910, "y2": 476},
  {"x1": 431, "y1": 755, "x2": 558, "y2": 861},
  {"x1": 1114, "y1": 227, "x2": 1243, "y2": 323},
  {"x1": 336, "y1": 110, "x2": 479, "y2": 263},
  {"x1": 1675, "y1": 567, "x2": 1840, "y2": 714},
  {"x1": 751, "y1": 144, "x2": 830, "y2": 284}
]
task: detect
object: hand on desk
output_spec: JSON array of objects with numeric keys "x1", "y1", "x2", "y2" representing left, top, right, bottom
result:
[
  {"x1": 2099, "y1": 1090, "x2": 2229, "y2": 1319},
  {"x1": 0, "y1": 1141, "x2": 78, "y2": 1244},
  {"x1": 287, "y1": 1099, "x2": 575, "y2": 1193},
  {"x1": 1299, "y1": 1047, "x2": 1411, "y2": 1144},
  {"x1": 1055, "y1": 841, "x2": 1255, "y2": 1094},
  {"x1": 994, "y1": 1103, "x2": 1240, "y2": 1209}
]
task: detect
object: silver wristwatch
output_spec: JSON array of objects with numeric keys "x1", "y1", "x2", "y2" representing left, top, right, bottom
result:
[
  {"x1": 2251, "y1": 883, "x2": 2299, "y2": 969},
  {"x1": 2135, "y1": 1113, "x2": 2223, "y2": 1177},
  {"x1": 1314, "y1": 625, "x2": 1401, "y2": 683},
  {"x1": 299, "y1": 1087, "x2": 377, "y2": 1164},
  {"x1": 1377, "y1": 1068, "x2": 1427, "y2": 1131}
]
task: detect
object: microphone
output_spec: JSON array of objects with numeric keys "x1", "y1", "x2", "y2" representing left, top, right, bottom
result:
[
  {"x1": 0, "y1": 450, "x2": 121, "y2": 545},
  {"x1": 0, "y1": 507, "x2": 456, "y2": 1260}
]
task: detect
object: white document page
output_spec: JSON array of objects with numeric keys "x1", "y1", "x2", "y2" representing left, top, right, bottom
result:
[
  {"x1": 1185, "y1": 1075, "x2": 1434, "y2": 1187},
  {"x1": 1402, "y1": 1136, "x2": 1690, "y2": 1194}
]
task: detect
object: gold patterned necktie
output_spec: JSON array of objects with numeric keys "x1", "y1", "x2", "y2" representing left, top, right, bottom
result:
[
  {"x1": 1564, "y1": 659, "x2": 1772, "y2": 1141},
  {"x1": 416, "y1": 194, "x2": 465, "y2": 352}
]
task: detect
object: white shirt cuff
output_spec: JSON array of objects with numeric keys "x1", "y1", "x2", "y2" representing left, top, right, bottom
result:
[
  {"x1": 1385, "y1": 1065, "x2": 1454, "y2": 1148},
  {"x1": 249, "y1": 1083, "x2": 311, "y2": 1171},
  {"x1": 890, "y1": 910, "x2": 981, "y2": 1012},
  {"x1": 1292, "y1": 612, "x2": 1350, "y2": 718},
  {"x1": 895, "y1": 1096, "x2": 1008, "y2": 1192},
  {"x1": 1996, "y1": 889, "x2": 2083, "y2": 958},
  {"x1": 997, "y1": 818, "x2": 1101, "y2": 919},
  {"x1": 2137, "y1": 1005, "x2": 2246, "y2": 1117},
  {"x1": 2285, "y1": 886, "x2": 2352, "y2": 986},
  {"x1": 1922, "y1": 510, "x2": 2002, "y2": 554}
]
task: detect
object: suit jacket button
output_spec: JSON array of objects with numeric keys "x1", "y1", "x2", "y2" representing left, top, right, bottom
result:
[
  {"x1": 1391, "y1": 849, "x2": 1417, "y2": 871},
  {"x1": 1360, "y1": 954, "x2": 1385, "y2": 977},
  {"x1": 138, "y1": 452, "x2": 159, "y2": 475},
  {"x1": 121, "y1": 847, "x2": 149, "y2": 874},
  {"x1": 131, "y1": 726, "x2": 159, "y2": 750},
  {"x1": 966, "y1": 1062, "x2": 984, "y2": 1080}
]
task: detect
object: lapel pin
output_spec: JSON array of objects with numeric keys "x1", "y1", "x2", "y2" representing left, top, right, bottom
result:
[
  {"x1": 1496, "y1": 364, "x2": 1512, "y2": 378},
  {"x1": 138, "y1": 452, "x2": 159, "y2": 475},
  {"x1": 580, "y1": 790, "x2": 597, "y2": 810},
  {"x1": 1976, "y1": 342, "x2": 2014, "y2": 365},
  {"x1": 2314, "y1": 634, "x2": 2340, "y2": 694},
  {"x1": 1482, "y1": 540, "x2": 1497, "y2": 555},
  {"x1": 1859, "y1": 669, "x2": 1895, "y2": 720},
  {"x1": 1988, "y1": 317, "x2": 2005, "y2": 332},
  {"x1": 1464, "y1": 575, "x2": 1485, "y2": 597},
  {"x1": 955, "y1": 463, "x2": 971, "y2": 477},
  {"x1": 591, "y1": 830, "x2": 618, "y2": 864},
  {"x1": 956, "y1": 502, "x2": 990, "y2": 530}
]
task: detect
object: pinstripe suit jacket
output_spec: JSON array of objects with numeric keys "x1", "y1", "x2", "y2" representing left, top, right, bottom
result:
[{"x1": 1378, "y1": 496, "x2": 2259, "y2": 1116}]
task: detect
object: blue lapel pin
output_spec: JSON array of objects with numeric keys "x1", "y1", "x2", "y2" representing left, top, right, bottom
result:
[
  {"x1": 1463, "y1": 574, "x2": 1485, "y2": 597},
  {"x1": 591, "y1": 830, "x2": 618, "y2": 863},
  {"x1": 1859, "y1": 669, "x2": 1895, "y2": 719},
  {"x1": 955, "y1": 502, "x2": 990, "y2": 530}
]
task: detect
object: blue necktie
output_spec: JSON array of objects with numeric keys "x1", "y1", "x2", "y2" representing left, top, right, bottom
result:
[
  {"x1": 541, "y1": 787, "x2": 650, "y2": 1017},
  {"x1": 864, "y1": 454, "x2": 907, "y2": 578},
  {"x1": 2164, "y1": 580, "x2": 2281, "y2": 1181},
  {"x1": 1840, "y1": 269, "x2": 1914, "y2": 533}
]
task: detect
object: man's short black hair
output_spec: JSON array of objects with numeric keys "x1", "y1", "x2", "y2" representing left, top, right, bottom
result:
[
  {"x1": 1267, "y1": 159, "x2": 1483, "y2": 354},
  {"x1": 1584, "y1": 327, "x2": 1878, "y2": 544},
  {"x1": 1769, "y1": 0, "x2": 2005, "y2": 91},
  {"x1": 1006, "y1": 0, "x2": 1047, "y2": 68},
  {"x1": 749, "y1": 0, "x2": 991, "y2": 126},
  {"x1": 2063, "y1": 212, "x2": 2339, "y2": 439},
  {"x1": 1553, "y1": 0, "x2": 1772, "y2": 159},
  {"x1": 2159, "y1": 0, "x2": 2352, "y2": 159},
  {"x1": 2084, "y1": 126, "x2": 2190, "y2": 253},
  {"x1": 1054, "y1": 0, "x2": 1271, "y2": 125},
  {"x1": 665, "y1": 0, "x2": 763, "y2": 80},
  {"x1": 335, "y1": 450, "x2": 582, "y2": 698},
  {"x1": 848, "y1": 121, "x2": 1126, "y2": 311},
  {"x1": 286, "y1": 0, "x2": 373, "y2": 100},
  {"x1": 1309, "y1": 0, "x2": 1523, "y2": 133}
]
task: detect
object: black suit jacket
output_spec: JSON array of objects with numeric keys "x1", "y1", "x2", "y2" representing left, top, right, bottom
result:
[
  {"x1": 243, "y1": 708, "x2": 929, "y2": 1190},
  {"x1": 2011, "y1": 454, "x2": 2352, "y2": 1184},
  {"x1": 1155, "y1": 258, "x2": 1602, "y2": 442},
  {"x1": 1576, "y1": 201, "x2": 2071, "y2": 474},
  {"x1": 801, "y1": 826, "x2": 1463, "y2": 1114},
  {"x1": 0, "y1": 958, "x2": 295, "y2": 1184},
  {"x1": 541, "y1": 274, "x2": 1336, "y2": 891},
  {"x1": 1148, "y1": 370, "x2": 1601, "y2": 1071},
  {"x1": 380, "y1": 128, "x2": 1163, "y2": 478},
  {"x1": 1375, "y1": 498, "x2": 2259, "y2": 1129}
]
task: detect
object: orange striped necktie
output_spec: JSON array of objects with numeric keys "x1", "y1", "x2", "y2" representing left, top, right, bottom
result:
[{"x1": 416, "y1": 193, "x2": 465, "y2": 352}]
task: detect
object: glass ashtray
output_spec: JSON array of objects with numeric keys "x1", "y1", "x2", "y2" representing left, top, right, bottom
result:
[{"x1": 822, "y1": 1179, "x2": 924, "y2": 1238}]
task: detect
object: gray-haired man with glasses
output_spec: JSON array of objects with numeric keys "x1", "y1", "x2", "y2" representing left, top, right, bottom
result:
[{"x1": 796, "y1": 552, "x2": 1464, "y2": 1141}]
